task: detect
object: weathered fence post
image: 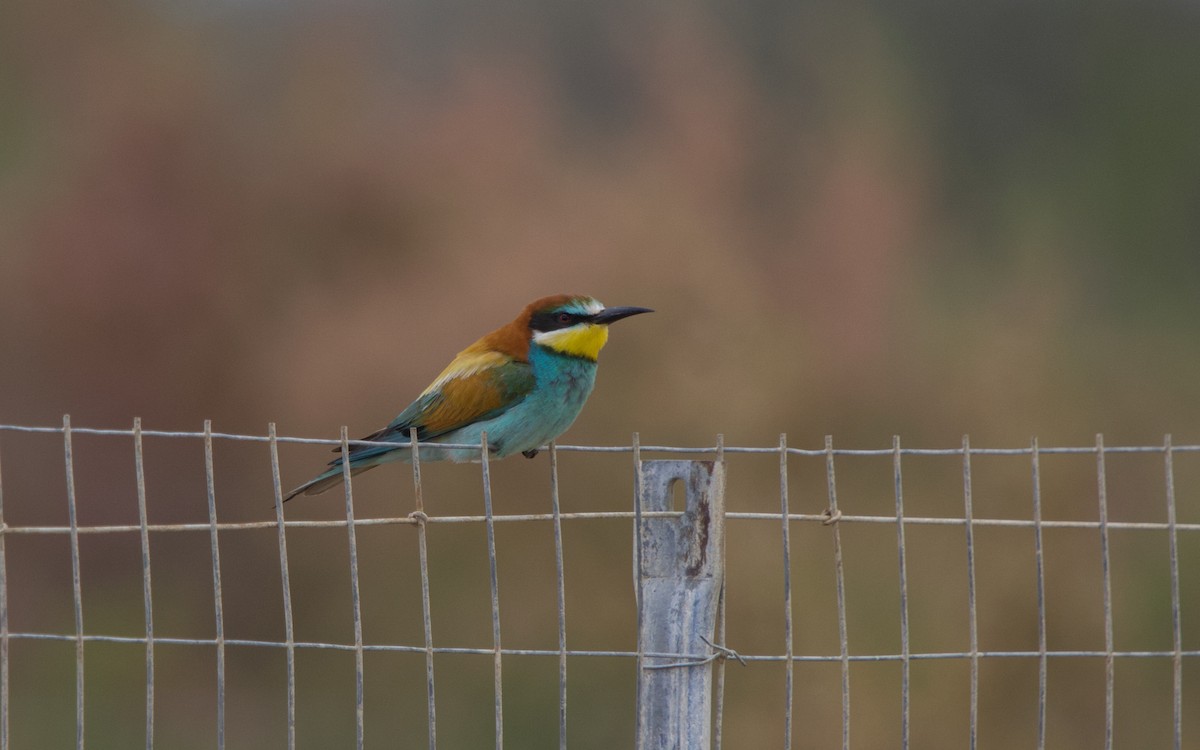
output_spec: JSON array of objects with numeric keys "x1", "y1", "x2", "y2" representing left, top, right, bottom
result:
[{"x1": 635, "y1": 459, "x2": 727, "y2": 750}]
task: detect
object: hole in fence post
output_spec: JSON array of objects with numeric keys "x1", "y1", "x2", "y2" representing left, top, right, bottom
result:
[{"x1": 670, "y1": 477, "x2": 685, "y2": 513}]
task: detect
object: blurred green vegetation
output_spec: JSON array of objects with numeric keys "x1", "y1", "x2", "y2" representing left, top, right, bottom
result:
[{"x1": 1, "y1": 0, "x2": 1198, "y2": 747}]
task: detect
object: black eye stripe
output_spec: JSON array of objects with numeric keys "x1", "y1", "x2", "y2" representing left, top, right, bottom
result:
[{"x1": 530, "y1": 310, "x2": 589, "y2": 332}]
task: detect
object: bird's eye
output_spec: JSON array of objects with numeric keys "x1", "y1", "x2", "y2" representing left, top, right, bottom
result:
[{"x1": 557, "y1": 312, "x2": 572, "y2": 324}]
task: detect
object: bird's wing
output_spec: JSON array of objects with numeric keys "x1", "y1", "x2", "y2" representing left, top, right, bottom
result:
[
  {"x1": 348, "y1": 349, "x2": 534, "y2": 454},
  {"x1": 287, "y1": 347, "x2": 535, "y2": 501}
]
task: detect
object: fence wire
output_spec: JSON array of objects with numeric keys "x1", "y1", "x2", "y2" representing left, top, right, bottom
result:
[{"x1": 0, "y1": 420, "x2": 1196, "y2": 749}]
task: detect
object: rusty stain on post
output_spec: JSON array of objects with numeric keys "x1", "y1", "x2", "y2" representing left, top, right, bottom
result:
[{"x1": 635, "y1": 459, "x2": 726, "y2": 750}]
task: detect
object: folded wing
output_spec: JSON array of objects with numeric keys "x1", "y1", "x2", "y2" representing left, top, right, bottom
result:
[
  {"x1": 344, "y1": 348, "x2": 535, "y2": 460},
  {"x1": 285, "y1": 346, "x2": 535, "y2": 501}
]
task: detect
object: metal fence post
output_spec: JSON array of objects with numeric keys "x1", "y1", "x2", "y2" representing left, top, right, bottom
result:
[{"x1": 635, "y1": 459, "x2": 727, "y2": 750}]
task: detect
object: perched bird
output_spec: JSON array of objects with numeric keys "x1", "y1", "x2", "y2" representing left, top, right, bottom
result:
[{"x1": 284, "y1": 294, "x2": 652, "y2": 500}]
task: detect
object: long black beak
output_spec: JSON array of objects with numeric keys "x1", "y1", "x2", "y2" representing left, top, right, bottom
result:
[{"x1": 592, "y1": 306, "x2": 654, "y2": 325}]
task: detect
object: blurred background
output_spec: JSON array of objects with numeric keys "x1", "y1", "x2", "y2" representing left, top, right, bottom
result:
[{"x1": 1, "y1": 0, "x2": 1198, "y2": 747}]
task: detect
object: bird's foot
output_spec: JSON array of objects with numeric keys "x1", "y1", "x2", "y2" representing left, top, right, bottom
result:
[{"x1": 522, "y1": 449, "x2": 539, "y2": 459}]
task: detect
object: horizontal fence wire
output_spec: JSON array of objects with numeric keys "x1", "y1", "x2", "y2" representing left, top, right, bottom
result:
[
  {"x1": 4, "y1": 423, "x2": 1200, "y2": 456},
  {"x1": 1, "y1": 632, "x2": 1195, "y2": 661},
  {"x1": 0, "y1": 422, "x2": 1196, "y2": 749},
  {"x1": 1, "y1": 514, "x2": 1197, "y2": 534}
]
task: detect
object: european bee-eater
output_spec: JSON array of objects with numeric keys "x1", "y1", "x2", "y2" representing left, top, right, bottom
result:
[{"x1": 284, "y1": 294, "x2": 652, "y2": 500}]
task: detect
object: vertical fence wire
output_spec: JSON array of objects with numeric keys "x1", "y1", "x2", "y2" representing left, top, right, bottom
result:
[
  {"x1": 961, "y1": 436, "x2": 979, "y2": 750},
  {"x1": 63, "y1": 416, "x2": 85, "y2": 750},
  {"x1": 713, "y1": 434, "x2": 727, "y2": 750},
  {"x1": 0, "y1": 436, "x2": 8, "y2": 750},
  {"x1": 632, "y1": 433, "x2": 644, "y2": 745},
  {"x1": 409, "y1": 429, "x2": 437, "y2": 750},
  {"x1": 132, "y1": 420, "x2": 155, "y2": 750},
  {"x1": 203, "y1": 422, "x2": 226, "y2": 750},
  {"x1": 548, "y1": 443, "x2": 568, "y2": 750},
  {"x1": 268, "y1": 424, "x2": 297, "y2": 750},
  {"x1": 825, "y1": 436, "x2": 850, "y2": 750},
  {"x1": 892, "y1": 435, "x2": 910, "y2": 750},
  {"x1": 1030, "y1": 438, "x2": 1048, "y2": 750},
  {"x1": 1095, "y1": 434, "x2": 1114, "y2": 750},
  {"x1": 480, "y1": 434, "x2": 504, "y2": 750},
  {"x1": 338, "y1": 428, "x2": 366, "y2": 750},
  {"x1": 1163, "y1": 435, "x2": 1182, "y2": 750},
  {"x1": 778, "y1": 434, "x2": 793, "y2": 750}
]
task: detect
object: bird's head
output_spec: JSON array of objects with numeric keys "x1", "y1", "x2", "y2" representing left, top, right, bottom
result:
[{"x1": 524, "y1": 295, "x2": 653, "y2": 361}]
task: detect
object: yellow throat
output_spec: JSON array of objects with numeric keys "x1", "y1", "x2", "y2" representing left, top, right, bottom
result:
[{"x1": 535, "y1": 324, "x2": 609, "y2": 361}]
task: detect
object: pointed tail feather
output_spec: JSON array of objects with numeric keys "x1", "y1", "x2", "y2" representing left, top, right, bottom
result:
[{"x1": 282, "y1": 463, "x2": 377, "y2": 502}]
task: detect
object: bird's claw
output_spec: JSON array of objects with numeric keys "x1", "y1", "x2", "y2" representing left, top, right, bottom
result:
[{"x1": 522, "y1": 449, "x2": 539, "y2": 459}]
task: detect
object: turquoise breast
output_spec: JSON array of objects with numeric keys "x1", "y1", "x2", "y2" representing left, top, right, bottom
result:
[{"x1": 436, "y1": 344, "x2": 598, "y2": 458}]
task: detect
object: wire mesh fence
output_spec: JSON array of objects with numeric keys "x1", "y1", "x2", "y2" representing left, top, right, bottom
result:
[{"x1": 0, "y1": 419, "x2": 1196, "y2": 748}]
